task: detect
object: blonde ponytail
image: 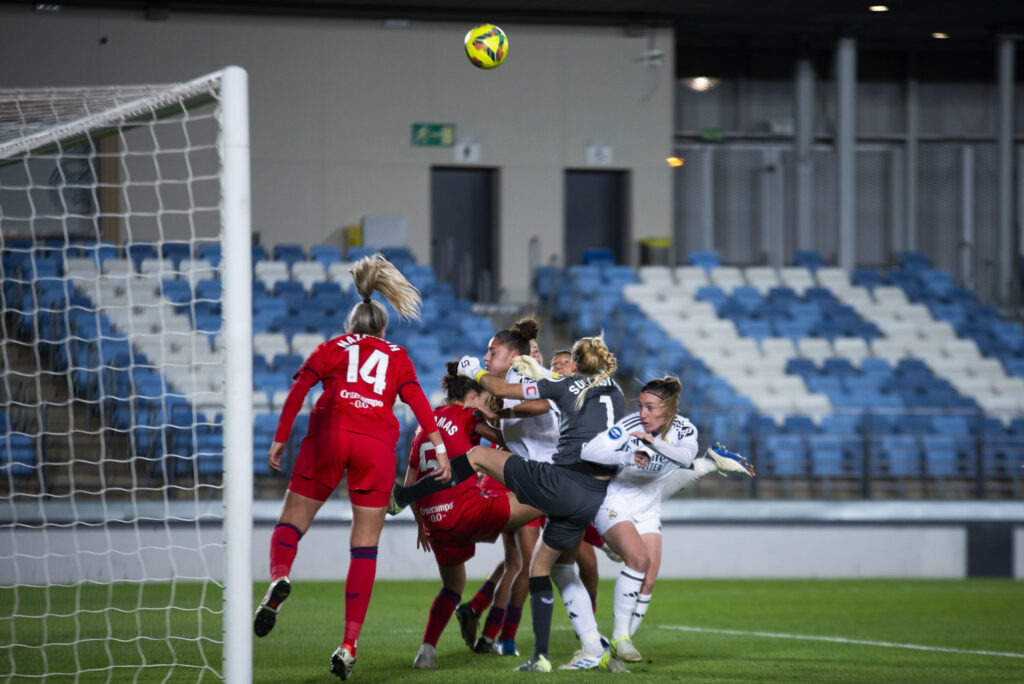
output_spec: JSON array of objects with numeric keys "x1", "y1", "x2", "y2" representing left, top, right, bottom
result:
[{"x1": 345, "y1": 254, "x2": 422, "y2": 334}]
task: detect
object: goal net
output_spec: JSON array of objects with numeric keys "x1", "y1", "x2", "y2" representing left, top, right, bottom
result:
[{"x1": 0, "y1": 68, "x2": 252, "y2": 681}]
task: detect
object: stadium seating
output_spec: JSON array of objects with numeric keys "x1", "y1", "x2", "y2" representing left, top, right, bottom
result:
[
  {"x1": 535, "y1": 247, "x2": 1023, "y2": 487},
  {"x1": 1, "y1": 240, "x2": 496, "y2": 486}
]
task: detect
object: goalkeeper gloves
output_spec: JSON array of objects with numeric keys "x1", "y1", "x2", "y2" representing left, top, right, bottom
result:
[{"x1": 458, "y1": 355, "x2": 487, "y2": 383}]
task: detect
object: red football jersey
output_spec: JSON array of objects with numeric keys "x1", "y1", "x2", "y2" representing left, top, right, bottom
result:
[
  {"x1": 408, "y1": 403, "x2": 482, "y2": 526},
  {"x1": 297, "y1": 333, "x2": 428, "y2": 447}
]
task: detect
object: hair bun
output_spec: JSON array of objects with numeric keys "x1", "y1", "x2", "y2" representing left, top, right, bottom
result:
[{"x1": 511, "y1": 316, "x2": 539, "y2": 342}]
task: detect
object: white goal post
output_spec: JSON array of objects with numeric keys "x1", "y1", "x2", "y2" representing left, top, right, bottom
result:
[{"x1": 0, "y1": 67, "x2": 252, "y2": 681}]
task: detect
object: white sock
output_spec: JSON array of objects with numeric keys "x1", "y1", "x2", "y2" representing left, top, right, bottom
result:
[
  {"x1": 550, "y1": 563, "x2": 604, "y2": 656},
  {"x1": 612, "y1": 566, "x2": 645, "y2": 640},
  {"x1": 629, "y1": 593, "x2": 652, "y2": 637},
  {"x1": 694, "y1": 457, "x2": 717, "y2": 476}
]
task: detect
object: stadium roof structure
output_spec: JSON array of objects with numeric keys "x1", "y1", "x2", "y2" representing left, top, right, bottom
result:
[{"x1": 29, "y1": 1, "x2": 1024, "y2": 46}]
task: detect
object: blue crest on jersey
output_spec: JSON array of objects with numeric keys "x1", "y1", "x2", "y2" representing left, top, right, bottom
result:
[{"x1": 608, "y1": 426, "x2": 622, "y2": 439}]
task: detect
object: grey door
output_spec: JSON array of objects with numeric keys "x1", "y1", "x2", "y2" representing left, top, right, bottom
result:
[
  {"x1": 431, "y1": 167, "x2": 497, "y2": 302},
  {"x1": 564, "y1": 170, "x2": 628, "y2": 265}
]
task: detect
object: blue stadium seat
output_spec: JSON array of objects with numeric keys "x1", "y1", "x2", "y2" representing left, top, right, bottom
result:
[
  {"x1": 346, "y1": 246, "x2": 376, "y2": 261},
  {"x1": 198, "y1": 243, "x2": 222, "y2": 268},
  {"x1": 809, "y1": 434, "x2": 863, "y2": 477},
  {"x1": 273, "y1": 244, "x2": 307, "y2": 268},
  {"x1": 2, "y1": 433, "x2": 36, "y2": 480},
  {"x1": 921, "y1": 435, "x2": 976, "y2": 477},
  {"x1": 688, "y1": 249, "x2": 721, "y2": 268},
  {"x1": 762, "y1": 434, "x2": 808, "y2": 476},
  {"x1": 794, "y1": 250, "x2": 826, "y2": 270},
  {"x1": 310, "y1": 245, "x2": 343, "y2": 268},
  {"x1": 127, "y1": 244, "x2": 157, "y2": 270},
  {"x1": 782, "y1": 416, "x2": 818, "y2": 435},
  {"x1": 162, "y1": 241, "x2": 193, "y2": 269},
  {"x1": 581, "y1": 248, "x2": 615, "y2": 265},
  {"x1": 873, "y1": 435, "x2": 922, "y2": 476}
]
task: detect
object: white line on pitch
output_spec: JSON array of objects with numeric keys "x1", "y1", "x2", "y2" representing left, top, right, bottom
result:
[{"x1": 661, "y1": 625, "x2": 1024, "y2": 659}]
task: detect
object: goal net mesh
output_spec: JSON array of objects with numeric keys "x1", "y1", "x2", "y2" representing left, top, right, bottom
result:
[{"x1": 1, "y1": 72, "x2": 243, "y2": 681}]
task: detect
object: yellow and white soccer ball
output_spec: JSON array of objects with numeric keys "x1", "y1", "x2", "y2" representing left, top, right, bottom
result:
[{"x1": 464, "y1": 24, "x2": 508, "y2": 69}]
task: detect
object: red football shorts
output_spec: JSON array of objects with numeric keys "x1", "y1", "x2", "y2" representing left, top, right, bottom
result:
[
  {"x1": 583, "y1": 522, "x2": 604, "y2": 547},
  {"x1": 288, "y1": 428, "x2": 395, "y2": 507},
  {"x1": 480, "y1": 473, "x2": 544, "y2": 528},
  {"x1": 427, "y1": 489, "x2": 511, "y2": 567},
  {"x1": 479, "y1": 473, "x2": 508, "y2": 494}
]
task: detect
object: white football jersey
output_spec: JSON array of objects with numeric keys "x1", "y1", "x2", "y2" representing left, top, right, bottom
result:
[
  {"x1": 500, "y1": 367, "x2": 559, "y2": 464},
  {"x1": 601, "y1": 412, "x2": 699, "y2": 516}
]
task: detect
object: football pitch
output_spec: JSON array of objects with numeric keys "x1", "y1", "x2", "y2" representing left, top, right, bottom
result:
[{"x1": 3, "y1": 579, "x2": 1022, "y2": 682}]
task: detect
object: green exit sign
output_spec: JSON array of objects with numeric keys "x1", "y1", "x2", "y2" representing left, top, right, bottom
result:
[{"x1": 411, "y1": 123, "x2": 455, "y2": 147}]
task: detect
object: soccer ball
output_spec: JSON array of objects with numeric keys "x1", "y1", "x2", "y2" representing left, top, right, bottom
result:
[{"x1": 464, "y1": 24, "x2": 508, "y2": 69}]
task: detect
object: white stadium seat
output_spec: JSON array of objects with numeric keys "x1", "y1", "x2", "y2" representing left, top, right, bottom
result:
[
  {"x1": 797, "y1": 337, "x2": 833, "y2": 366},
  {"x1": 139, "y1": 257, "x2": 176, "y2": 276},
  {"x1": 708, "y1": 266, "x2": 745, "y2": 292},
  {"x1": 327, "y1": 261, "x2": 356, "y2": 290},
  {"x1": 637, "y1": 265, "x2": 674, "y2": 285},
  {"x1": 674, "y1": 266, "x2": 709, "y2": 288},
  {"x1": 253, "y1": 332, "x2": 290, "y2": 360},
  {"x1": 815, "y1": 267, "x2": 848, "y2": 287},
  {"x1": 870, "y1": 338, "x2": 907, "y2": 365},
  {"x1": 832, "y1": 337, "x2": 870, "y2": 366},
  {"x1": 179, "y1": 258, "x2": 217, "y2": 286},
  {"x1": 292, "y1": 261, "x2": 327, "y2": 292},
  {"x1": 255, "y1": 260, "x2": 289, "y2": 289},
  {"x1": 291, "y1": 332, "x2": 326, "y2": 358},
  {"x1": 779, "y1": 267, "x2": 815, "y2": 293},
  {"x1": 760, "y1": 337, "x2": 797, "y2": 358}
]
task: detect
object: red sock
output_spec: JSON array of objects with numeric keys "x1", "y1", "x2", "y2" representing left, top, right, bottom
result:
[
  {"x1": 482, "y1": 606, "x2": 505, "y2": 641},
  {"x1": 342, "y1": 546, "x2": 378, "y2": 653},
  {"x1": 469, "y1": 579, "x2": 496, "y2": 616},
  {"x1": 499, "y1": 604, "x2": 522, "y2": 641},
  {"x1": 269, "y1": 523, "x2": 302, "y2": 580},
  {"x1": 422, "y1": 588, "x2": 460, "y2": 647}
]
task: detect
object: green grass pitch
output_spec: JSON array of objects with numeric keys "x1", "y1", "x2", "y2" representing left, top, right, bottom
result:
[{"x1": 3, "y1": 579, "x2": 1023, "y2": 682}]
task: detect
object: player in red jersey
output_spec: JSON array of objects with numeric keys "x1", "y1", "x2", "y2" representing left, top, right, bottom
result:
[
  {"x1": 408, "y1": 362, "x2": 545, "y2": 670},
  {"x1": 253, "y1": 254, "x2": 450, "y2": 682}
]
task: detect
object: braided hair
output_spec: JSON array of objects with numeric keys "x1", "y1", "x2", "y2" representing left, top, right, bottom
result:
[{"x1": 570, "y1": 336, "x2": 617, "y2": 410}]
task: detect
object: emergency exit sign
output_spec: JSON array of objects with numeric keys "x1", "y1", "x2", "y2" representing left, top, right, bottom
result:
[{"x1": 411, "y1": 123, "x2": 455, "y2": 147}]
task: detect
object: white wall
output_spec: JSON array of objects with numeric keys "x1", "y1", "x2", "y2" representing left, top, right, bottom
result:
[
  {"x1": 8, "y1": 496, "x2": 1023, "y2": 583},
  {"x1": 0, "y1": 519, "x2": 1000, "y2": 584},
  {"x1": 0, "y1": 6, "x2": 674, "y2": 301}
]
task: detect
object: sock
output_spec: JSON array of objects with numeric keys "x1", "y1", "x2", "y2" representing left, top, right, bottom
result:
[
  {"x1": 590, "y1": 593, "x2": 597, "y2": 614},
  {"x1": 499, "y1": 603, "x2": 522, "y2": 641},
  {"x1": 550, "y1": 563, "x2": 602, "y2": 657},
  {"x1": 342, "y1": 546, "x2": 378, "y2": 652},
  {"x1": 694, "y1": 458, "x2": 717, "y2": 476},
  {"x1": 612, "y1": 566, "x2": 645, "y2": 640},
  {"x1": 629, "y1": 593, "x2": 652, "y2": 638},
  {"x1": 528, "y1": 575, "x2": 554, "y2": 659},
  {"x1": 269, "y1": 523, "x2": 302, "y2": 580},
  {"x1": 396, "y1": 453, "x2": 472, "y2": 507},
  {"x1": 482, "y1": 605, "x2": 505, "y2": 641},
  {"x1": 469, "y1": 579, "x2": 497, "y2": 616},
  {"x1": 423, "y1": 587, "x2": 460, "y2": 647}
]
